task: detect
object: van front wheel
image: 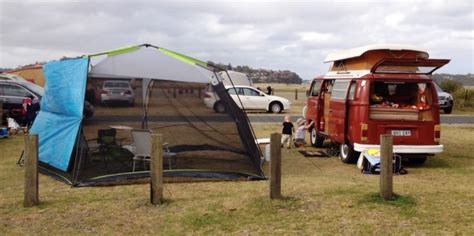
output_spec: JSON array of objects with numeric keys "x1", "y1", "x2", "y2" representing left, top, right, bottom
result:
[
  {"x1": 340, "y1": 143, "x2": 359, "y2": 164},
  {"x1": 310, "y1": 128, "x2": 324, "y2": 147}
]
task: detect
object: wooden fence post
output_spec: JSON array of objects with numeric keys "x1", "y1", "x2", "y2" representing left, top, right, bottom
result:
[
  {"x1": 24, "y1": 134, "x2": 39, "y2": 207},
  {"x1": 295, "y1": 89, "x2": 298, "y2": 100},
  {"x1": 150, "y1": 134, "x2": 163, "y2": 205},
  {"x1": 380, "y1": 134, "x2": 393, "y2": 200},
  {"x1": 270, "y1": 133, "x2": 282, "y2": 199},
  {"x1": 173, "y1": 88, "x2": 177, "y2": 98}
]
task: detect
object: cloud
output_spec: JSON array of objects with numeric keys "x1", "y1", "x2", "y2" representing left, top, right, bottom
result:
[{"x1": 0, "y1": 0, "x2": 472, "y2": 79}]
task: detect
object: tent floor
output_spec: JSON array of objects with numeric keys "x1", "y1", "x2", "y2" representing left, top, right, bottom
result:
[{"x1": 72, "y1": 149, "x2": 259, "y2": 183}]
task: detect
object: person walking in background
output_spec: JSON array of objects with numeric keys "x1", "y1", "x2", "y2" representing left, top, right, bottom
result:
[
  {"x1": 281, "y1": 115, "x2": 294, "y2": 149},
  {"x1": 25, "y1": 95, "x2": 40, "y2": 130},
  {"x1": 266, "y1": 86, "x2": 273, "y2": 95},
  {"x1": 294, "y1": 118, "x2": 314, "y2": 147}
]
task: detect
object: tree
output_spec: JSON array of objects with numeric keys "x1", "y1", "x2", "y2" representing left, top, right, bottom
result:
[{"x1": 440, "y1": 80, "x2": 463, "y2": 93}]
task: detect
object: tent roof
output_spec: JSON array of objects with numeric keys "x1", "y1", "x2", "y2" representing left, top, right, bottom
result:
[{"x1": 88, "y1": 44, "x2": 216, "y2": 83}]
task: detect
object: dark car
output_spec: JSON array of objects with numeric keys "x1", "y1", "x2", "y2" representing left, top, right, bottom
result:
[{"x1": 0, "y1": 80, "x2": 94, "y2": 125}]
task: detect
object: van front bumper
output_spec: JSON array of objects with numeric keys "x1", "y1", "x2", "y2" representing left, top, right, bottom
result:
[{"x1": 354, "y1": 143, "x2": 443, "y2": 154}]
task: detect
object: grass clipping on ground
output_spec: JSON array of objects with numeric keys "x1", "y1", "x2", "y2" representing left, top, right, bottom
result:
[{"x1": 0, "y1": 125, "x2": 473, "y2": 234}]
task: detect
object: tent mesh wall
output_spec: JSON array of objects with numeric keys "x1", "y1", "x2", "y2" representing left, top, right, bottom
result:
[{"x1": 42, "y1": 77, "x2": 264, "y2": 186}]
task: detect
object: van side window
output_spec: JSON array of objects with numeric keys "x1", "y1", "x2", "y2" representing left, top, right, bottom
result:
[
  {"x1": 348, "y1": 81, "x2": 356, "y2": 100},
  {"x1": 331, "y1": 80, "x2": 351, "y2": 100},
  {"x1": 310, "y1": 81, "x2": 321, "y2": 96}
]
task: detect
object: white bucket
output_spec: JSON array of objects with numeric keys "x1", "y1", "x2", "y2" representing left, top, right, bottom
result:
[{"x1": 264, "y1": 144, "x2": 271, "y2": 162}]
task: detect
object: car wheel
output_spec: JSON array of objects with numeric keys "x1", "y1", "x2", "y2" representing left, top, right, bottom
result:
[
  {"x1": 270, "y1": 102, "x2": 283, "y2": 113},
  {"x1": 310, "y1": 128, "x2": 324, "y2": 147},
  {"x1": 443, "y1": 106, "x2": 452, "y2": 114},
  {"x1": 340, "y1": 142, "x2": 359, "y2": 164},
  {"x1": 214, "y1": 101, "x2": 226, "y2": 113}
]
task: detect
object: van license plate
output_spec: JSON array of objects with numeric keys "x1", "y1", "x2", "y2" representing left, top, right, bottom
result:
[{"x1": 391, "y1": 130, "x2": 411, "y2": 136}]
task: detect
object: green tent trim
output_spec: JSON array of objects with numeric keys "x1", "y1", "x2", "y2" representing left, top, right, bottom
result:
[
  {"x1": 88, "y1": 45, "x2": 141, "y2": 57},
  {"x1": 158, "y1": 47, "x2": 208, "y2": 68}
]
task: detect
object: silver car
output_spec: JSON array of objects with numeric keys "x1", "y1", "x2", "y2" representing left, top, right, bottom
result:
[
  {"x1": 434, "y1": 83, "x2": 453, "y2": 114},
  {"x1": 100, "y1": 80, "x2": 135, "y2": 106}
]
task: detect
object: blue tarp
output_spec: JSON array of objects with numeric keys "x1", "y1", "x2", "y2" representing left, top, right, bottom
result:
[{"x1": 30, "y1": 58, "x2": 88, "y2": 171}]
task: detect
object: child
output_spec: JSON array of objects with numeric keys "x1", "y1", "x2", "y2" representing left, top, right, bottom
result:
[
  {"x1": 281, "y1": 115, "x2": 294, "y2": 149},
  {"x1": 294, "y1": 118, "x2": 314, "y2": 147}
]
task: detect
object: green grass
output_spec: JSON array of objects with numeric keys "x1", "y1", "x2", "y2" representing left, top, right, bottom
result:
[{"x1": 1, "y1": 125, "x2": 473, "y2": 234}]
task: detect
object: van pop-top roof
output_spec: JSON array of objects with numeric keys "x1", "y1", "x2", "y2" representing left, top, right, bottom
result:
[
  {"x1": 324, "y1": 44, "x2": 449, "y2": 76},
  {"x1": 324, "y1": 44, "x2": 429, "y2": 63}
]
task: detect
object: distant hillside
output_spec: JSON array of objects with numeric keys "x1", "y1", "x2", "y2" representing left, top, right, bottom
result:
[
  {"x1": 217, "y1": 63, "x2": 303, "y2": 84},
  {"x1": 433, "y1": 73, "x2": 474, "y2": 86}
]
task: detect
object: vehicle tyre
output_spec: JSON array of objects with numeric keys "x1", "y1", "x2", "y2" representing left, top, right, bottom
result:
[
  {"x1": 310, "y1": 128, "x2": 324, "y2": 147},
  {"x1": 214, "y1": 101, "x2": 226, "y2": 113},
  {"x1": 340, "y1": 142, "x2": 359, "y2": 164},
  {"x1": 269, "y1": 102, "x2": 283, "y2": 113},
  {"x1": 443, "y1": 106, "x2": 452, "y2": 114},
  {"x1": 410, "y1": 156, "x2": 427, "y2": 165}
]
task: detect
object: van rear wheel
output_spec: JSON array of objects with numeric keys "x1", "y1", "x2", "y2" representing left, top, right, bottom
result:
[
  {"x1": 410, "y1": 156, "x2": 427, "y2": 165},
  {"x1": 310, "y1": 128, "x2": 324, "y2": 147},
  {"x1": 340, "y1": 143, "x2": 359, "y2": 164}
]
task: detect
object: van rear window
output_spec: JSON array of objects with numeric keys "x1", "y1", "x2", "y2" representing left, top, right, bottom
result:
[{"x1": 369, "y1": 81, "x2": 434, "y2": 121}]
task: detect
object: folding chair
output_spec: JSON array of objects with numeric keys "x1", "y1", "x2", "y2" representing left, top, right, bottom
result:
[
  {"x1": 88, "y1": 129, "x2": 118, "y2": 168},
  {"x1": 131, "y1": 129, "x2": 176, "y2": 172}
]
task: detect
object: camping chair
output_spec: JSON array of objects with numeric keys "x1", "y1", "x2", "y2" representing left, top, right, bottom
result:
[
  {"x1": 131, "y1": 129, "x2": 177, "y2": 172},
  {"x1": 88, "y1": 129, "x2": 119, "y2": 168}
]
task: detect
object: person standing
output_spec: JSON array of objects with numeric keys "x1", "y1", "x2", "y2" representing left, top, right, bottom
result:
[
  {"x1": 266, "y1": 86, "x2": 273, "y2": 95},
  {"x1": 26, "y1": 95, "x2": 40, "y2": 129},
  {"x1": 281, "y1": 115, "x2": 294, "y2": 149}
]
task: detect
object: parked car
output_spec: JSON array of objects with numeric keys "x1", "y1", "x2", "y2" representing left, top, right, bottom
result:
[
  {"x1": 100, "y1": 80, "x2": 135, "y2": 106},
  {"x1": 0, "y1": 73, "x2": 27, "y2": 82},
  {"x1": 305, "y1": 44, "x2": 449, "y2": 165},
  {"x1": 434, "y1": 83, "x2": 453, "y2": 114},
  {"x1": 0, "y1": 80, "x2": 94, "y2": 125},
  {"x1": 204, "y1": 85, "x2": 291, "y2": 113}
]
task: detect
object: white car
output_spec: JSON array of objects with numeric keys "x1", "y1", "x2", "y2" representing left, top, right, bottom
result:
[{"x1": 204, "y1": 85, "x2": 291, "y2": 113}]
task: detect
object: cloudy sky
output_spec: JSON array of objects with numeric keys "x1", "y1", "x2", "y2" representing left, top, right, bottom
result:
[{"x1": 0, "y1": 0, "x2": 472, "y2": 80}]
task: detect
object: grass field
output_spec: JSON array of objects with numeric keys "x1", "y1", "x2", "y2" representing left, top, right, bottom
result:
[{"x1": 1, "y1": 124, "x2": 473, "y2": 234}]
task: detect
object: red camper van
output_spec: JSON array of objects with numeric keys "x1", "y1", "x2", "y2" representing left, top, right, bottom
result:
[{"x1": 305, "y1": 44, "x2": 450, "y2": 164}]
